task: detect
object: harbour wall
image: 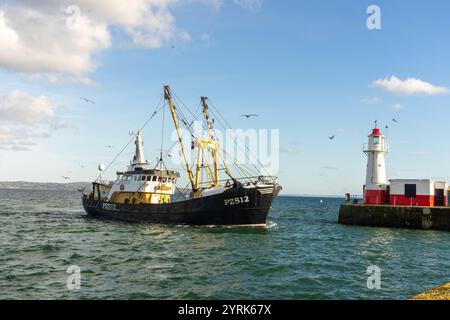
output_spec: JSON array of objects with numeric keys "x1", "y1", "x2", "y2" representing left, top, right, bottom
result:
[{"x1": 338, "y1": 204, "x2": 450, "y2": 231}]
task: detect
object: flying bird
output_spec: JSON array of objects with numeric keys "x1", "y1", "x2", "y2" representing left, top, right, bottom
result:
[
  {"x1": 80, "y1": 97, "x2": 95, "y2": 104},
  {"x1": 105, "y1": 145, "x2": 113, "y2": 149},
  {"x1": 242, "y1": 114, "x2": 259, "y2": 118},
  {"x1": 78, "y1": 163, "x2": 85, "y2": 168},
  {"x1": 61, "y1": 176, "x2": 71, "y2": 180},
  {"x1": 77, "y1": 187, "x2": 86, "y2": 194},
  {"x1": 329, "y1": 135, "x2": 335, "y2": 140},
  {"x1": 392, "y1": 118, "x2": 399, "y2": 124}
]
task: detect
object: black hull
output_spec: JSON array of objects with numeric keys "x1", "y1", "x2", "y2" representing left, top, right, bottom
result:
[{"x1": 82, "y1": 185, "x2": 281, "y2": 226}]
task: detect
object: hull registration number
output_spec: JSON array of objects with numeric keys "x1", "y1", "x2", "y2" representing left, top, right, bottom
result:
[
  {"x1": 224, "y1": 196, "x2": 250, "y2": 206},
  {"x1": 102, "y1": 203, "x2": 118, "y2": 211}
]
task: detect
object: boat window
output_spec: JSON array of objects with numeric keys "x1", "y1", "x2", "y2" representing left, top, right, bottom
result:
[
  {"x1": 157, "y1": 177, "x2": 162, "y2": 182},
  {"x1": 147, "y1": 176, "x2": 152, "y2": 181},
  {"x1": 142, "y1": 176, "x2": 146, "y2": 181},
  {"x1": 152, "y1": 176, "x2": 157, "y2": 182},
  {"x1": 134, "y1": 176, "x2": 138, "y2": 181}
]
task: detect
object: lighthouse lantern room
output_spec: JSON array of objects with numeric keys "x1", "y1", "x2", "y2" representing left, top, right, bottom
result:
[{"x1": 363, "y1": 125, "x2": 389, "y2": 205}]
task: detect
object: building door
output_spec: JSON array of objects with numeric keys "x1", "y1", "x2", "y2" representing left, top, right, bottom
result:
[{"x1": 435, "y1": 189, "x2": 445, "y2": 206}]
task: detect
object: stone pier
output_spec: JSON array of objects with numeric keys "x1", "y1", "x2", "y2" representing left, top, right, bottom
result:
[{"x1": 338, "y1": 204, "x2": 450, "y2": 231}]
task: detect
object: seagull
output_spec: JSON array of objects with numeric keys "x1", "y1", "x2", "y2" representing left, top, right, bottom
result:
[
  {"x1": 329, "y1": 135, "x2": 335, "y2": 140},
  {"x1": 78, "y1": 163, "x2": 85, "y2": 168},
  {"x1": 77, "y1": 187, "x2": 86, "y2": 194},
  {"x1": 80, "y1": 97, "x2": 95, "y2": 104},
  {"x1": 105, "y1": 145, "x2": 113, "y2": 149},
  {"x1": 242, "y1": 114, "x2": 259, "y2": 118},
  {"x1": 392, "y1": 118, "x2": 399, "y2": 124},
  {"x1": 62, "y1": 176, "x2": 71, "y2": 180}
]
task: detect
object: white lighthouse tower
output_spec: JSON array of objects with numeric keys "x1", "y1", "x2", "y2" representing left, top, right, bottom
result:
[{"x1": 363, "y1": 124, "x2": 389, "y2": 205}]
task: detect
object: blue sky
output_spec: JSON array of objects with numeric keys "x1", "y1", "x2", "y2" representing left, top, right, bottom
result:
[{"x1": 1, "y1": 0, "x2": 450, "y2": 195}]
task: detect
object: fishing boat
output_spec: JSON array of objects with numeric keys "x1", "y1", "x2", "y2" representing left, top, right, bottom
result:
[{"x1": 82, "y1": 85, "x2": 282, "y2": 226}]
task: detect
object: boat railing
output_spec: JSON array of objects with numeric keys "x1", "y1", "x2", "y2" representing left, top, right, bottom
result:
[
  {"x1": 94, "y1": 180, "x2": 113, "y2": 187},
  {"x1": 195, "y1": 175, "x2": 279, "y2": 188}
]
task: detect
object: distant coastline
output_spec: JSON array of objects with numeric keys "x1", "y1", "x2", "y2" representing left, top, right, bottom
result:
[
  {"x1": 0, "y1": 181, "x2": 90, "y2": 191},
  {"x1": 280, "y1": 194, "x2": 343, "y2": 199}
]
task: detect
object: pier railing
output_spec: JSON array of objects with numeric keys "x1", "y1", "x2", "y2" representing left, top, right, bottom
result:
[{"x1": 344, "y1": 194, "x2": 363, "y2": 204}]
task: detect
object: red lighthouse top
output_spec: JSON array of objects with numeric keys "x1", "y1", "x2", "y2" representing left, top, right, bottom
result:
[{"x1": 370, "y1": 128, "x2": 382, "y2": 137}]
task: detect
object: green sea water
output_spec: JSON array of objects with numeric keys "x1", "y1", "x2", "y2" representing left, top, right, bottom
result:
[{"x1": 0, "y1": 188, "x2": 449, "y2": 300}]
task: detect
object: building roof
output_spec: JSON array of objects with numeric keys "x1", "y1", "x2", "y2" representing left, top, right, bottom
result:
[{"x1": 389, "y1": 179, "x2": 446, "y2": 184}]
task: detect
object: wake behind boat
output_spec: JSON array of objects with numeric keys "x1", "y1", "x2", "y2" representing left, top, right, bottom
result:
[{"x1": 82, "y1": 86, "x2": 281, "y2": 226}]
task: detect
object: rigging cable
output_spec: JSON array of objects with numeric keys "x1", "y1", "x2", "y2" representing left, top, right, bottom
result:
[
  {"x1": 208, "y1": 106, "x2": 266, "y2": 177},
  {"x1": 94, "y1": 95, "x2": 164, "y2": 183},
  {"x1": 156, "y1": 100, "x2": 166, "y2": 170}
]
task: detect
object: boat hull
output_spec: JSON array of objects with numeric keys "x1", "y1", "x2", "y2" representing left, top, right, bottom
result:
[{"x1": 82, "y1": 184, "x2": 281, "y2": 226}]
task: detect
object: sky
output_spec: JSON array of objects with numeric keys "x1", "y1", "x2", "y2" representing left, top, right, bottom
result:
[{"x1": 1, "y1": 0, "x2": 450, "y2": 195}]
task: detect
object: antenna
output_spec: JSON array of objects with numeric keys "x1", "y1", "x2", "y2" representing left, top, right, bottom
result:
[
  {"x1": 385, "y1": 125, "x2": 389, "y2": 151},
  {"x1": 98, "y1": 163, "x2": 105, "y2": 181}
]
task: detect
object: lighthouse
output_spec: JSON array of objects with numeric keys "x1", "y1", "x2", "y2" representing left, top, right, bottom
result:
[{"x1": 363, "y1": 125, "x2": 388, "y2": 205}]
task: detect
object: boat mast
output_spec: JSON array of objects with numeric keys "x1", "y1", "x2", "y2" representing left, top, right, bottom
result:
[
  {"x1": 128, "y1": 131, "x2": 148, "y2": 171},
  {"x1": 164, "y1": 85, "x2": 195, "y2": 190},
  {"x1": 201, "y1": 97, "x2": 220, "y2": 186}
]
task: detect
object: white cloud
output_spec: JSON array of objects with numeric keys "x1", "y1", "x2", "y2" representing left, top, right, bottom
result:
[
  {"x1": 191, "y1": 0, "x2": 223, "y2": 11},
  {"x1": 233, "y1": 0, "x2": 263, "y2": 10},
  {"x1": 200, "y1": 32, "x2": 211, "y2": 42},
  {"x1": 0, "y1": 4, "x2": 110, "y2": 84},
  {"x1": 361, "y1": 97, "x2": 381, "y2": 104},
  {"x1": 391, "y1": 103, "x2": 403, "y2": 110},
  {"x1": 0, "y1": 124, "x2": 47, "y2": 151},
  {"x1": 0, "y1": 1, "x2": 262, "y2": 85},
  {"x1": 0, "y1": 90, "x2": 67, "y2": 151},
  {"x1": 372, "y1": 76, "x2": 449, "y2": 96},
  {"x1": 0, "y1": 0, "x2": 200, "y2": 84},
  {"x1": 321, "y1": 166, "x2": 338, "y2": 171},
  {"x1": 281, "y1": 142, "x2": 302, "y2": 155},
  {"x1": 0, "y1": 90, "x2": 57, "y2": 125},
  {"x1": 410, "y1": 151, "x2": 431, "y2": 155}
]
